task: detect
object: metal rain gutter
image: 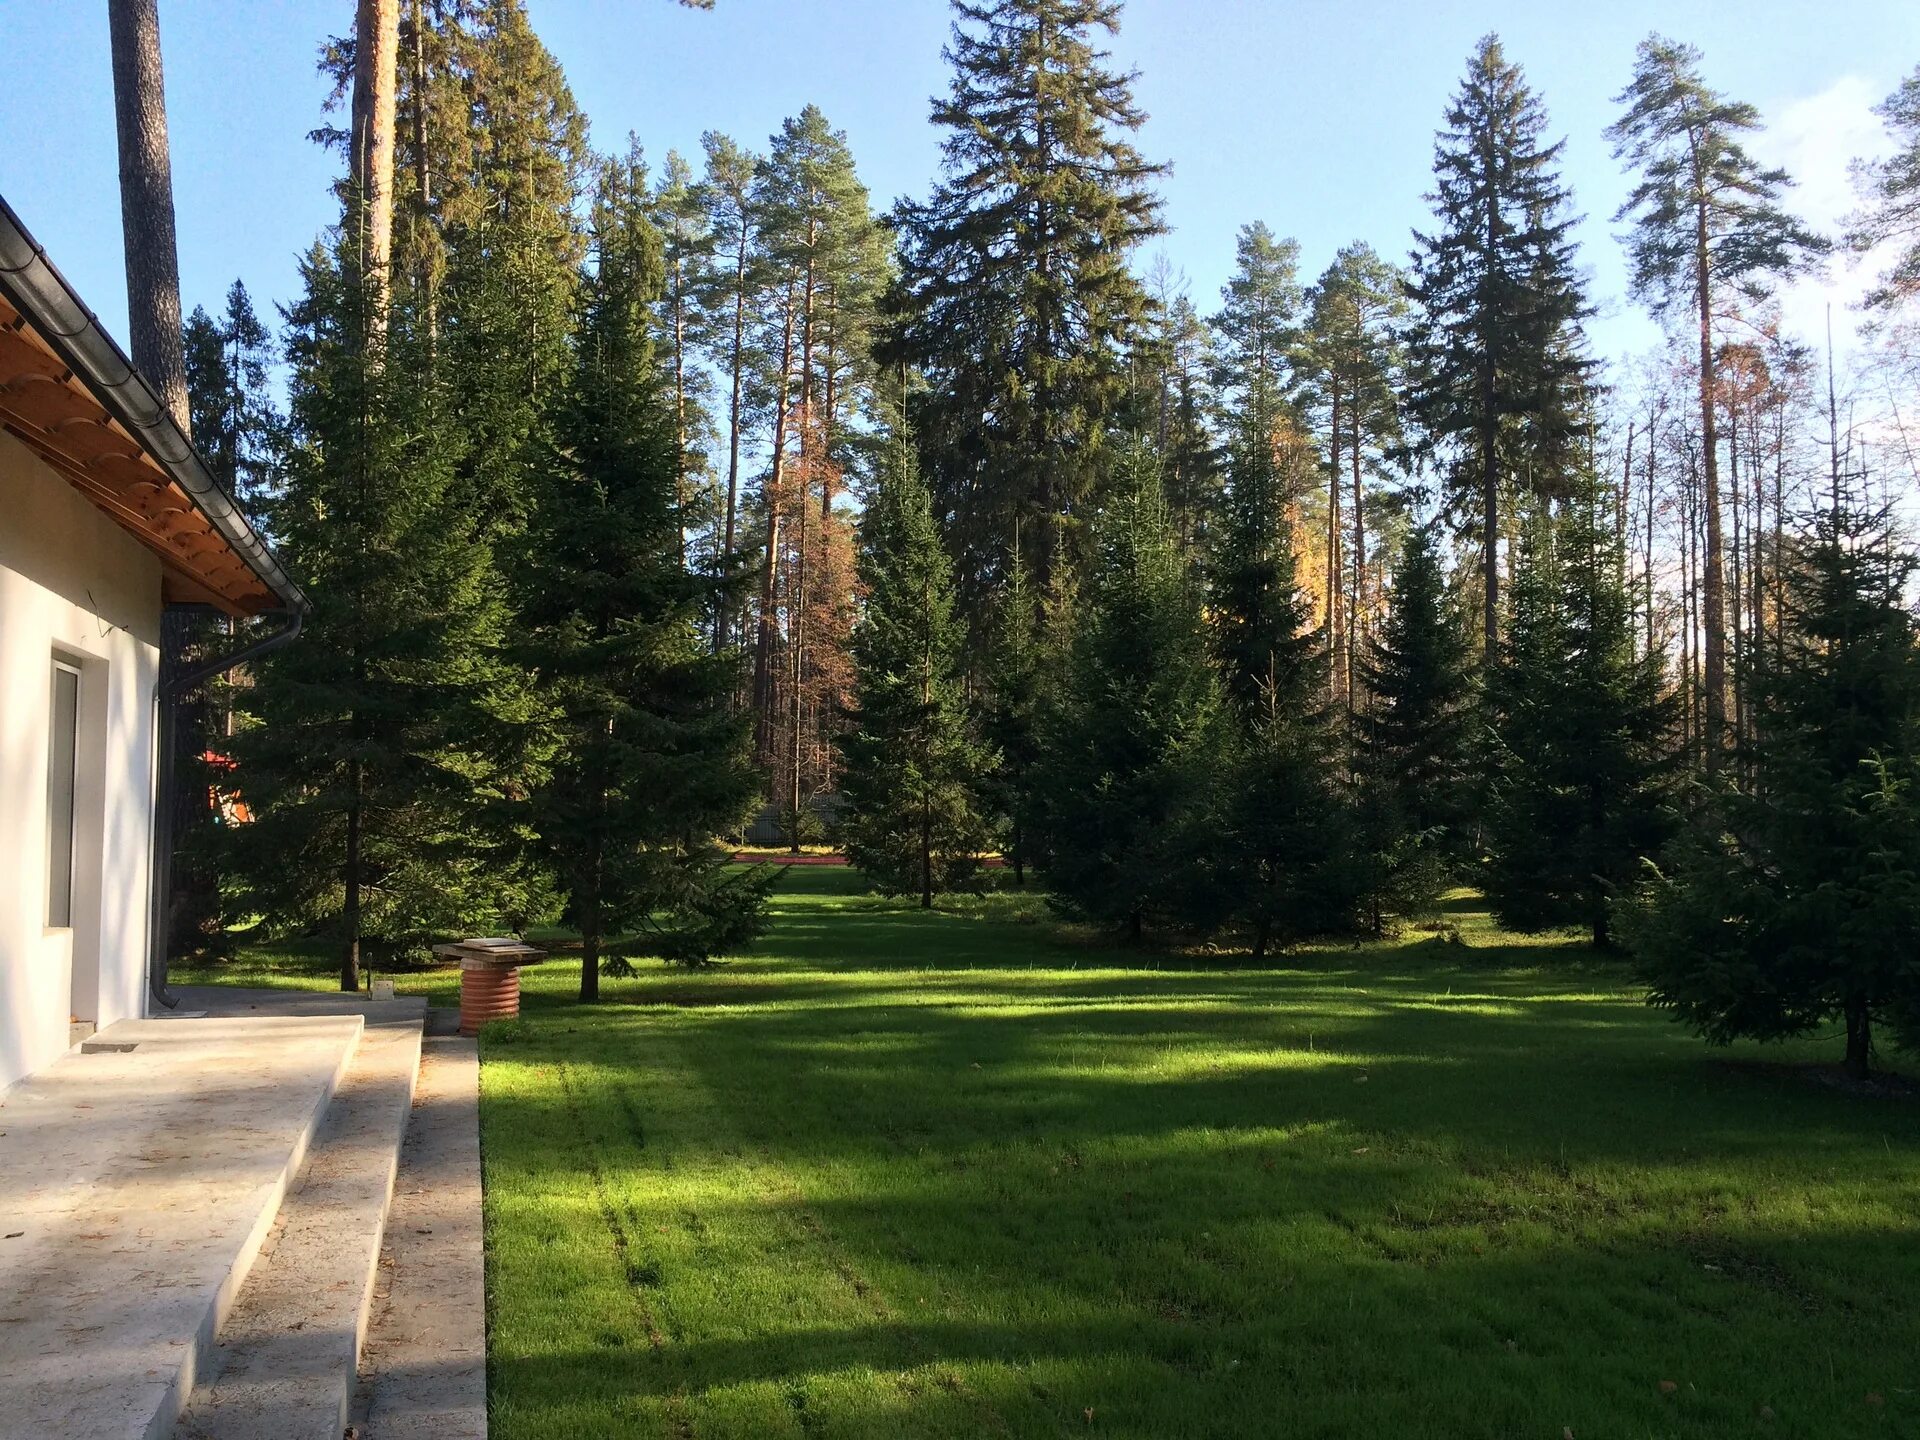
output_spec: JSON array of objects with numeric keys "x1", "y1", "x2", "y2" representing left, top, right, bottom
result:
[{"x1": 0, "y1": 189, "x2": 307, "y2": 616}]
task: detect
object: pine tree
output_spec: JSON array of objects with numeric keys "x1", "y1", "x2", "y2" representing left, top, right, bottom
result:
[
  {"x1": 838, "y1": 422, "x2": 995, "y2": 906},
  {"x1": 889, "y1": 0, "x2": 1166, "y2": 611},
  {"x1": 1485, "y1": 489, "x2": 1677, "y2": 945},
  {"x1": 653, "y1": 148, "x2": 716, "y2": 555},
  {"x1": 697, "y1": 130, "x2": 766, "y2": 648},
  {"x1": 1850, "y1": 64, "x2": 1920, "y2": 312},
  {"x1": 1608, "y1": 35, "x2": 1828, "y2": 767},
  {"x1": 1623, "y1": 501, "x2": 1920, "y2": 1079},
  {"x1": 1356, "y1": 522, "x2": 1478, "y2": 907},
  {"x1": 1407, "y1": 34, "x2": 1596, "y2": 675},
  {"x1": 1138, "y1": 261, "x2": 1221, "y2": 560},
  {"x1": 1212, "y1": 221, "x2": 1302, "y2": 424},
  {"x1": 520, "y1": 155, "x2": 768, "y2": 1000},
  {"x1": 1033, "y1": 442, "x2": 1228, "y2": 937},
  {"x1": 747, "y1": 107, "x2": 886, "y2": 825},
  {"x1": 1209, "y1": 406, "x2": 1358, "y2": 956},
  {"x1": 1301, "y1": 242, "x2": 1408, "y2": 708}
]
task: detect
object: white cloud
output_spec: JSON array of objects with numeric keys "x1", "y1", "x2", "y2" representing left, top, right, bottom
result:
[{"x1": 1751, "y1": 73, "x2": 1898, "y2": 366}]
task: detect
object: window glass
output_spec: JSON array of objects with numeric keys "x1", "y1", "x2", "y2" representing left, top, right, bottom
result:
[{"x1": 48, "y1": 662, "x2": 79, "y2": 929}]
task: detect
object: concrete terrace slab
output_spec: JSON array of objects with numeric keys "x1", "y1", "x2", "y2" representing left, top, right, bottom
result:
[{"x1": 0, "y1": 1010, "x2": 363, "y2": 1440}]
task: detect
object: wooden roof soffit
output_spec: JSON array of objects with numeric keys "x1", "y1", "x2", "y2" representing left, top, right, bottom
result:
[{"x1": 0, "y1": 293, "x2": 276, "y2": 616}]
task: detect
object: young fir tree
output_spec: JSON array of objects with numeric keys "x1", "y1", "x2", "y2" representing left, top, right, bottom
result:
[
  {"x1": 1623, "y1": 501, "x2": 1920, "y2": 1079},
  {"x1": 1356, "y1": 522, "x2": 1478, "y2": 913},
  {"x1": 229, "y1": 244, "x2": 538, "y2": 989},
  {"x1": 838, "y1": 423, "x2": 995, "y2": 906},
  {"x1": 1209, "y1": 399, "x2": 1360, "y2": 956},
  {"x1": 521, "y1": 156, "x2": 769, "y2": 1001},
  {"x1": 1033, "y1": 442, "x2": 1228, "y2": 938},
  {"x1": 889, "y1": 0, "x2": 1166, "y2": 612},
  {"x1": 1485, "y1": 488, "x2": 1676, "y2": 945},
  {"x1": 1608, "y1": 35, "x2": 1828, "y2": 766},
  {"x1": 1406, "y1": 34, "x2": 1596, "y2": 676}
]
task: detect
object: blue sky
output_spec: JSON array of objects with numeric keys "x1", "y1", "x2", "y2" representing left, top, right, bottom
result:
[{"x1": 4, "y1": 0, "x2": 1916, "y2": 383}]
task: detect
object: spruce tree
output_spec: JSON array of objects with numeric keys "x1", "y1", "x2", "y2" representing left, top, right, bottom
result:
[
  {"x1": 430, "y1": 0, "x2": 590, "y2": 534},
  {"x1": 889, "y1": 0, "x2": 1166, "y2": 610},
  {"x1": 1485, "y1": 489, "x2": 1676, "y2": 945},
  {"x1": 1356, "y1": 522, "x2": 1478, "y2": 912},
  {"x1": 1032, "y1": 442, "x2": 1227, "y2": 938},
  {"x1": 1407, "y1": 34, "x2": 1596, "y2": 675},
  {"x1": 228, "y1": 244, "x2": 538, "y2": 988},
  {"x1": 1624, "y1": 502, "x2": 1920, "y2": 1079},
  {"x1": 520, "y1": 156, "x2": 768, "y2": 999},
  {"x1": 1209, "y1": 407, "x2": 1359, "y2": 956},
  {"x1": 1608, "y1": 35, "x2": 1828, "y2": 765},
  {"x1": 838, "y1": 424, "x2": 995, "y2": 906},
  {"x1": 181, "y1": 281, "x2": 282, "y2": 514}
]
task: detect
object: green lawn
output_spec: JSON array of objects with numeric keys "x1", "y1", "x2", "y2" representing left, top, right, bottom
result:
[{"x1": 186, "y1": 869, "x2": 1920, "y2": 1437}]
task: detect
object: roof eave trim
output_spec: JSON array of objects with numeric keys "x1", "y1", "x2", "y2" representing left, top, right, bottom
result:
[{"x1": 0, "y1": 191, "x2": 307, "y2": 617}]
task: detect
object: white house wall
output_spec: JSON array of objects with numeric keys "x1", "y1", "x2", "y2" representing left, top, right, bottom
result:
[{"x1": 0, "y1": 429, "x2": 162, "y2": 1090}]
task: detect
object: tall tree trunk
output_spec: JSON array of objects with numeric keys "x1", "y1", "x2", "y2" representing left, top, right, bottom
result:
[
  {"x1": 350, "y1": 0, "x2": 400, "y2": 332},
  {"x1": 752, "y1": 292, "x2": 798, "y2": 760},
  {"x1": 669, "y1": 255, "x2": 690, "y2": 564},
  {"x1": 1844, "y1": 994, "x2": 1872, "y2": 1080},
  {"x1": 920, "y1": 802, "x2": 933, "y2": 910},
  {"x1": 788, "y1": 490, "x2": 807, "y2": 854},
  {"x1": 1618, "y1": 420, "x2": 1636, "y2": 588},
  {"x1": 1694, "y1": 202, "x2": 1727, "y2": 769},
  {"x1": 108, "y1": 0, "x2": 190, "y2": 432},
  {"x1": 406, "y1": 0, "x2": 436, "y2": 348},
  {"x1": 578, "y1": 868, "x2": 601, "y2": 1004},
  {"x1": 1327, "y1": 384, "x2": 1343, "y2": 698},
  {"x1": 715, "y1": 223, "x2": 749, "y2": 652},
  {"x1": 1349, "y1": 398, "x2": 1365, "y2": 713},
  {"x1": 1642, "y1": 405, "x2": 1659, "y2": 657},
  {"x1": 1729, "y1": 402, "x2": 1746, "y2": 758}
]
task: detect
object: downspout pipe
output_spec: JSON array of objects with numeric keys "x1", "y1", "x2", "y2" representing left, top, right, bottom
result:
[{"x1": 148, "y1": 604, "x2": 305, "y2": 1011}]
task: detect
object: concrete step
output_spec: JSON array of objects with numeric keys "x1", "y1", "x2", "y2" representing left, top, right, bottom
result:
[
  {"x1": 0, "y1": 1012, "x2": 364, "y2": 1440},
  {"x1": 351, "y1": 1031, "x2": 488, "y2": 1439},
  {"x1": 172, "y1": 1013, "x2": 424, "y2": 1440}
]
